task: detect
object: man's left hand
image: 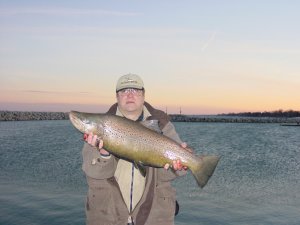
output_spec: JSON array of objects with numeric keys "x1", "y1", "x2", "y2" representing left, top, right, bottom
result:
[{"x1": 163, "y1": 142, "x2": 192, "y2": 171}]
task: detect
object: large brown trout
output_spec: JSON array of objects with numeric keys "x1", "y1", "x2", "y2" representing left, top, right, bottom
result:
[{"x1": 69, "y1": 111, "x2": 220, "y2": 188}]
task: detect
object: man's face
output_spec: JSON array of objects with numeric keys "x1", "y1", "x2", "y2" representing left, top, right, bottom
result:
[{"x1": 116, "y1": 88, "x2": 145, "y2": 113}]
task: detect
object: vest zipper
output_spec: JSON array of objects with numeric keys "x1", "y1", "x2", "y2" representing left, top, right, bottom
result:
[{"x1": 128, "y1": 163, "x2": 135, "y2": 225}]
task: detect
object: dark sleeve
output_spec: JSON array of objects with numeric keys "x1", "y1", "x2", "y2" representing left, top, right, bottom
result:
[{"x1": 161, "y1": 121, "x2": 183, "y2": 144}]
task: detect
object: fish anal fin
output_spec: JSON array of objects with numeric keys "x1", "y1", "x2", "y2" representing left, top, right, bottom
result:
[{"x1": 134, "y1": 161, "x2": 147, "y2": 177}]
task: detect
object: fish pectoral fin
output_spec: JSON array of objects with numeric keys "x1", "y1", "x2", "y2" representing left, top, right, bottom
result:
[
  {"x1": 140, "y1": 120, "x2": 162, "y2": 133},
  {"x1": 134, "y1": 161, "x2": 147, "y2": 177}
]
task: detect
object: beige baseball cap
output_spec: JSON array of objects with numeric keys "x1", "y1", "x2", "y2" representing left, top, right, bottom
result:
[{"x1": 116, "y1": 73, "x2": 144, "y2": 92}]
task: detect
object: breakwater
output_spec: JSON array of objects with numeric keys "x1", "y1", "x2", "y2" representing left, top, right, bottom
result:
[
  {"x1": 1, "y1": 111, "x2": 300, "y2": 124},
  {"x1": 0, "y1": 111, "x2": 69, "y2": 121}
]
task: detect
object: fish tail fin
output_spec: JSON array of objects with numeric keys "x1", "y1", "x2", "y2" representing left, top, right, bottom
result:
[{"x1": 190, "y1": 155, "x2": 220, "y2": 188}]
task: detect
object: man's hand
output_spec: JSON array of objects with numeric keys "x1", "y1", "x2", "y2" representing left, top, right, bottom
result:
[
  {"x1": 83, "y1": 133, "x2": 109, "y2": 155},
  {"x1": 164, "y1": 159, "x2": 186, "y2": 171},
  {"x1": 163, "y1": 142, "x2": 193, "y2": 171}
]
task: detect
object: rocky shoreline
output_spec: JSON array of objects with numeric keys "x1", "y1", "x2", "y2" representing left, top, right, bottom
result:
[
  {"x1": 1, "y1": 111, "x2": 299, "y2": 124},
  {"x1": 0, "y1": 111, "x2": 69, "y2": 121}
]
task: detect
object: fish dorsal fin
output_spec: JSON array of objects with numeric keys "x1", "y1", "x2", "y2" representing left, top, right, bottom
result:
[{"x1": 140, "y1": 120, "x2": 161, "y2": 133}]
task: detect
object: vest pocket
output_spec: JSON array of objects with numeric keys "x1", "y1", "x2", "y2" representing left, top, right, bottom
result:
[
  {"x1": 86, "y1": 181, "x2": 117, "y2": 224},
  {"x1": 151, "y1": 184, "x2": 176, "y2": 222}
]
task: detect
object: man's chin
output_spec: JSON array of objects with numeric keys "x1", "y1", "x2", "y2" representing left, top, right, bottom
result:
[{"x1": 124, "y1": 103, "x2": 137, "y2": 111}]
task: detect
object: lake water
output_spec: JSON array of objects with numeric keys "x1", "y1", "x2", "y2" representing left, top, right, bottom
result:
[{"x1": 0, "y1": 120, "x2": 299, "y2": 225}]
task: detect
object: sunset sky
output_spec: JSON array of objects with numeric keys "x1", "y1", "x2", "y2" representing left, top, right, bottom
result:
[{"x1": 1, "y1": 0, "x2": 299, "y2": 115}]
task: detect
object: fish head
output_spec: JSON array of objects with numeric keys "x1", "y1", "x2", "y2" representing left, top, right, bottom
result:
[{"x1": 69, "y1": 111, "x2": 104, "y2": 136}]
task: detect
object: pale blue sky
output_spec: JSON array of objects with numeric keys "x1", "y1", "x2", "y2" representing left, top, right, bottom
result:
[{"x1": 1, "y1": 0, "x2": 299, "y2": 114}]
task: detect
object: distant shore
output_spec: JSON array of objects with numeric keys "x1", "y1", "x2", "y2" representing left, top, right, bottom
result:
[
  {"x1": 1, "y1": 111, "x2": 300, "y2": 123},
  {"x1": 170, "y1": 114, "x2": 300, "y2": 124}
]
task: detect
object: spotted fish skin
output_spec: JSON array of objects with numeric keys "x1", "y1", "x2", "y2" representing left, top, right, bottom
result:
[{"x1": 69, "y1": 111, "x2": 220, "y2": 188}]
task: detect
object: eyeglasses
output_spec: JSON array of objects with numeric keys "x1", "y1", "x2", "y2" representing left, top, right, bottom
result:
[{"x1": 117, "y1": 88, "x2": 144, "y2": 96}]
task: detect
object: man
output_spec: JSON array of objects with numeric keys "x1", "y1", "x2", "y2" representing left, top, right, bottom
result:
[{"x1": 82, "y1": 74, "x2": 190, "y2": 225}]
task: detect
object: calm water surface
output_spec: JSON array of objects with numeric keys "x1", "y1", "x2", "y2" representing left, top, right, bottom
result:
[{"x1": 0, "y1": 120, "x2": 299, "y2": 225}]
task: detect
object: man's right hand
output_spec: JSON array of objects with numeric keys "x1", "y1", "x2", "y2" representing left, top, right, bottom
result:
[{"x1": 83, "y1": 133, "x2": 110, "y2": 155}]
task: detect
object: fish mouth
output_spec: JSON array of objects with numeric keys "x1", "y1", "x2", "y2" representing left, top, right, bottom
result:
[
  {"x1": 69, "y1": 111, "x2": 78, "y2": 124},
  {"x1": 69, "y1": 111, "x2": 85, "y2": 133}
]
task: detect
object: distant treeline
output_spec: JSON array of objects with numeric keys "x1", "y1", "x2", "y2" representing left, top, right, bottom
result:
[
  {"x1": 0, "y1": 111, "x2": 69, "y2": 121},
  {"x1": 219, "y1": 110, "x2": 300, "y2": 118}
]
